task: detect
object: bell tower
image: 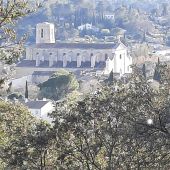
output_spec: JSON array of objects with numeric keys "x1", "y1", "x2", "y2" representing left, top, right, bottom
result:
[{"x1": 36, "y1": 22, "x2": 55, "y2": 44}]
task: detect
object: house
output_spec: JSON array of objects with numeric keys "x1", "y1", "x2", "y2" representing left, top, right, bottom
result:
[
  {"x1": 25, "y1": 99, "x2": 55, "y2": 122},
  {"x1": 78, "y1": 23, "x2": 93, "y2": 31},
  {"x1": 104, "y1": 13, "x2": 115, "y2": 20}
]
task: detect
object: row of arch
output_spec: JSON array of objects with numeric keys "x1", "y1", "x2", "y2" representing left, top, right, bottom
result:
[
  {"x1": 34, "y1": 51, "x2": 110, "y2": 63},
  {"x1": 35, "y1": 52, "x2": 110, "y2": 67}
]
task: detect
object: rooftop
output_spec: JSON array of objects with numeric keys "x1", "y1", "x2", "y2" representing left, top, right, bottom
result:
[
  {"x1": 25, "y1": 100, "x2": 49, "y2": 109},
  {"x1": 32, "y1": 71, "x2": 55, "y2": 76},
  {"x1": 33, "y1": 42, "x2": 120, "y2": 49}
]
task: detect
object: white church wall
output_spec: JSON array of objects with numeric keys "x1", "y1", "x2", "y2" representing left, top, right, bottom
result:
[
  {"x1": 25, "y1": 22, "x2": 133, "y2": 75},
  {"x1": 25, "y1": 44, "x2": 132, "y2": 73},
  {"x1": 114, "y1": 48, "x2": 127, "y2": 74}
]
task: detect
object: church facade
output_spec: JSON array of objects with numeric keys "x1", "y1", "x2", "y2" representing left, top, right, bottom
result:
[{"x1": 26, "y1": 22, "x2": 132, "y2": 74}]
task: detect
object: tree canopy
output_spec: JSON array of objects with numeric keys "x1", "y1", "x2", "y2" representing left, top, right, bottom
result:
[
  {"x1": 1, "y1": 66, "x2": 170, "y2": 169},
  {"x1": 38, "y1": 69, "x2": 79, "y2": 100}
]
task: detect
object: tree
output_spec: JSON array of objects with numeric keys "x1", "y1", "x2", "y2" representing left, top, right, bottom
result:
[
  {"x1": 0, "y1": 0, "x2": 42, "y2": 88},
  {"x1": 25, "y1": 81, "x2": 28, "y2": 99},
  {"x1": 38, "y1": 69, "x2": 79, "y2": 100},
  {"x1": 0, "y1": 0, "x2": 41, "y2": 63},
  {"x1": 7, "y1": 93, "x2": 23, "y2": 100},
  {"x1": 2, "y1": 66, "x2": 170, "y2": 169},
  {"x1": 48, "y1": 66, "x2": 170, "y2": 169},
  {"x1": 104, "y1": 70, "x2": 114, "y2": 85},
  {"x1": 142, "y1": 63, "x2": 146, "y2": 78},
  {"x1": 0, "y1": 101, "x2": 37, "y2": 168},
  {"x1": 153, "y1": 63, "x2": 161, "y2": 82}
]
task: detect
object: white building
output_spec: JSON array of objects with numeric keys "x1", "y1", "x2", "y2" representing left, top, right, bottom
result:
[
  {"x1": 104, "y1": 13, "x2": 115, "y2": 20},
  {"x1": 25, "y1": 100, "x2": 55, "y2": 122},
  {"x1": 78, "y1": 23, "x2": 93, "y2": 31},
  {"x1": 25, "y1": 22, "x2": 132, "y2": 75}
]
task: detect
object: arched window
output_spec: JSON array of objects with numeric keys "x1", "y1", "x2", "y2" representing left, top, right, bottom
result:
[
  {"x1": 41, "y1": 29, "x2": 43, "y2": 38},
  {"x1": 120, "y1": 54, "x2": 122, "y2": 59}
]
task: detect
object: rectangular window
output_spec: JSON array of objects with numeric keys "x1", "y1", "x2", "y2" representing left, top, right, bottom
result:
[{"x1": 41, "y1": 29, "x2": 43, "y2": 38}]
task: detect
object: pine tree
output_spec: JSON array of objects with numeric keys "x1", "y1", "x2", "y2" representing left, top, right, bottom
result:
[{"x1": 25, "y1": 81, "x2": 28, "y2": 99}]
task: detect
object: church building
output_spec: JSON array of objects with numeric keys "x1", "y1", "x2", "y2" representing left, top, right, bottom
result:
[{"x1": 26, "y1": 22, "x2": 132, "y2": 75}]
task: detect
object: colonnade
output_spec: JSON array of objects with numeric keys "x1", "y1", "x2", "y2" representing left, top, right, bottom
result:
[{"x1": 35, "y1": 53, "x2": 107, "y2": 68}]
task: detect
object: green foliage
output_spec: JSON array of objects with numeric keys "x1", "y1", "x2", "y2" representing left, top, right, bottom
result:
[
  {"x1": 142, "y1": 63, "x2": 146, "y2": 78},
  {"x1": 104, "y1": 70, "x2": 115, "y2": 85},
  {"x1": 153, "y1": 64, "x2": 161, "y2": 82},
  {"x1": 38, "y1": 69, "x2": 79, "y2": 100},
  {"x1": 25, "y1": 81, "x2": 28, "y2": 99},
  {"x1": 48, "y1": 67, "x2": 170, "y2": 169},
  {"x1": 0, "y1": 101, "x2": 36, "y2": 168},
  {"x1": 0, "y1": 0, "x2": 41, "y2": 63},
  {"x1": 2, "y1": 67, "x2": 170, "y2": 169},
  {"x1": 8, "y1": 93, "x2": 23, "y2": 100}
]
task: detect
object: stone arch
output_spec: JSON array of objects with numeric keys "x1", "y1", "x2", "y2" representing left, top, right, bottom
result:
[
  {"x1": 81, "y1": 51, "x2": 91, "y2": 67},
  {"x1": 67, "y1": 51, "x2": 73, "y2": 62},
  {"x1": 82, "y1": 51, "x2": 90, "y2": 62},
  {"x1": 94, "y1": 52, "x2": 102, "y2": 62},
  {"x1": 71, "y1": 52, "x2": 77, "y2": 62},
  {"x1": 67, "y1": 51, "x2": 77, "y2": 67},
  {"x1": 58, "y1": 50, "x2": 64, "y2": 61}
]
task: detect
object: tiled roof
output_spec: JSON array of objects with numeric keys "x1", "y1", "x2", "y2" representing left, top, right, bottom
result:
[
  {"x1": 32, "y1": 71, "x2": 55, "y2": 76},
  {"x1": 34, "y1": 42, "x2": 117, "y2": 49},
  {"x1": 25, "y1": 101, "x2": 49, "y2": 109}
]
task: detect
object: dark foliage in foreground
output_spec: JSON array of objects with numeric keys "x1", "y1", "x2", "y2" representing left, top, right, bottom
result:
[{"x1": 1, "y1": 66, "x2": 170, "y2": 169}]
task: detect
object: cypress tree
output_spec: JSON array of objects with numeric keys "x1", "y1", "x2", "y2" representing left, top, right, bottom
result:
[
  {"x1": 158, "y1": 57, "x2": 160, "y2": 65},
  {"x1": 153, "y1": 57, "x2": 162, "y2": 82},
  {"x1": 142, "y1": 63, "x2": 146, "y2": 79},
  {"x1": 108, "y1": 70, "x2": 114, "y2": 84},
  {"x1": 25, "y1": 81, "x2": 28, "y2": 99},
  {"x1": 142, "y1": 31, "x2": 146, "y2": 43},
  {"x1": 153, "y1": 64, "x2": 161, "y2": 82}
]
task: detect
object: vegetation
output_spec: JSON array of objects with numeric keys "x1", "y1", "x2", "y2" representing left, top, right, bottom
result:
[
  {"x1": 48, "y1": 67, "x2": 170, "y2": 169},
  {"x1": 25, "y1": 81, "x2": 28, "y2": 99},
  {"x1": 1, "y1": 1, "x2": 170, "y2": 169},
  {"x1": 0, "y1": 101, "x2": 37, "y2": 169},
  {"x1": 17, "y1": 0, "x2": 170, "y2": 43},
  {"x1": 7, "y1": 93, "x2": 23, "y2": 100},
  {"x1": 0, "y1": 0, "x2": 41, "y2": 63},
  {"x1": 38, "y1": 69, "x2": 79, "y2": 100},
  {"x1": 1, "y1": 66, "x2": 170, "y2": 169}
]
